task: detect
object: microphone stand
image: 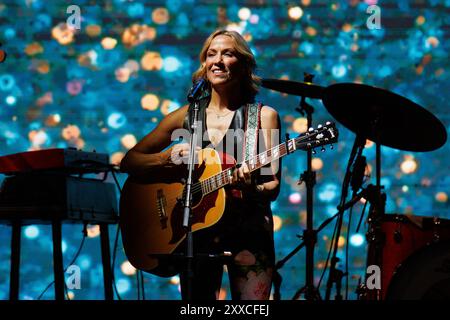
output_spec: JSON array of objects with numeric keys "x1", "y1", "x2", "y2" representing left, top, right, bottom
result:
[{"x1": 182, "y1": 99, "x2": 201, "y2": 301}]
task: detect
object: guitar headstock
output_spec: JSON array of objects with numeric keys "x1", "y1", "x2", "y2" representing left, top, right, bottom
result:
[{"x1": 295, "y1": 122, "x2": 339, "y2": 152}]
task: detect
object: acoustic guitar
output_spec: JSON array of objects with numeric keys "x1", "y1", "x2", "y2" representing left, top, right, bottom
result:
[{"x1": 120, "y1": 122, "x2": 338, "y2": 276}]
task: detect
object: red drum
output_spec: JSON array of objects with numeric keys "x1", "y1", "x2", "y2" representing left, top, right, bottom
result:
[{"x1": 364, "y1": 214, "x2": 450, "y2": 300}]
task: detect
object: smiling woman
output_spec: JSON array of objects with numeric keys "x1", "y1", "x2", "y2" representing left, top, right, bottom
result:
[
  {"x1": 192, "y1": 30, "x2": 260, "y2": 104},
  {"x1": 119, "y1": 29, "x2": 282, "y2": 301}
]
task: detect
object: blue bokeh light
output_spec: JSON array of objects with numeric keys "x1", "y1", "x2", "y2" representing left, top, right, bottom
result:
[
  {"x1": 116, "y1": 278, "x2": 131, "y2": 295},
  {"x1": 24, "y1": 226, "x2": 39, "y2": 239},
  {"x1": 350, "y1": 234, "x2": 365, "y2": 247},
  {"x1": 163, "y1": 56, "x2": 182, "y2": 73},
  {"x1": 6, "y1": 95, "x2": 16, "y2": 105},
  {"x1": 107, "y1": 112, "x2": 127, "y2": 129}
]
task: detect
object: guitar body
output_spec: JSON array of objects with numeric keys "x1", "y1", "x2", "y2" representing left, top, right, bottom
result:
[{"x1": 119, "y1": 148, "x2": 232, "y2": 277}]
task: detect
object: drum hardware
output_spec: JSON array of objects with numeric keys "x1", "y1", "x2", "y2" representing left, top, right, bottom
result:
[
  {"x1": 262, "y1": 74, "x2": 325, "y2": 300},
  {"x1": 393, "y1": 215, "x2": 404, "y2": 243},
  {"x1": 324, "y1": 134, "x2": 367, "y2": 300},
  {"x1": 261, "y1": 77, "x2": 325, "y2": 99},
  {"x1": 286, "y1": 185, "x2": 372, "y2": 300},
  {"x1": 393, "y1": 230, "x2": 403, "y2": 244},
  {"x1": 433, "y1": 218, "x2": 441, "y2": 243},
  {"x1": 263, "y1": 78, "x2": 448, "y2": 300},
  {"x1": 355, "y1": 278, "x2": 367, "y2": 299},
  {"x1": 321, "y1": 82, "x2": 448, "y2": 300}
]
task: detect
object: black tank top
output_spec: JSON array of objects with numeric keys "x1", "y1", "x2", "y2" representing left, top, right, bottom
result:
[
  {"x1": 181, "y1": 91, "x2": 275, "y2": 263},
  {"x1": 183, "y1": 92, "x2": 274, "y2": 204},
  {"x1": 183, "y1": 95, "x2": 246, "y2": 164}
]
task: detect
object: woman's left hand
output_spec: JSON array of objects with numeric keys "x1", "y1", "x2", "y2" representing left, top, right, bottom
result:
[{"x1": 231, "y1": 163, "x2": 252, "y2": 189}]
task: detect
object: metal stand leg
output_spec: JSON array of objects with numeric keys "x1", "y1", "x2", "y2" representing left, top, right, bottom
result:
[
  {"x1": 52, "y1": 220, "x2": 65, "y2": 300},
  {"x1": 100, "y1": 224, "x2": 113, "y2": 300},
  {"x1": 10, "y1": 221, "x2": 21, "y2": 300}
]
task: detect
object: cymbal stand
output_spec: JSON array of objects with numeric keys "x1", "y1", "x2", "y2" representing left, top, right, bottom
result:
[
  {"x1": 293, "y1": 73, "x2": 321, "y2": 300},
  {"x1": 360, "y1": 125, "x2": 387, "y2": 300}
]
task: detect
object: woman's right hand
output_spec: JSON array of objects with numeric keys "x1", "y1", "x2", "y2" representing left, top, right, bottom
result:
[{"x1": 167, "y1": 143, "x2": 201, "y2": 165}]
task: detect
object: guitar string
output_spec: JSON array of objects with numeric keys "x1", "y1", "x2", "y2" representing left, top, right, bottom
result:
[
  {"x1": 193, "y1": 127, "x2": 328, "y2": 196},
  {"x1": 161, "y1": 127, "x2": 331, "y2": 202},
  {"x1": 161, "y1": 143, "x2": 289, "y2": 204},
  {"x1": 161, "y1": 128, "x2": 330, "y2": 203},
  {"x1": 161, "y1": 137, "x2": 295, "y2": 203}
]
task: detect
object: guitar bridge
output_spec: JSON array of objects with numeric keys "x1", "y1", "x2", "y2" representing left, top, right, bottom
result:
[{"x1": 156, "y1": 189, "x2": 168, "y2": 229}]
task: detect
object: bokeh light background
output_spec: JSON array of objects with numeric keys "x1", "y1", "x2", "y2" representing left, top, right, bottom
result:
[{"x1": 0, "y1": 0, "x2": 449, "y2": 300}]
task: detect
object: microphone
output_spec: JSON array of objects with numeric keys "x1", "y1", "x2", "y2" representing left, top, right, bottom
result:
[{"x1": 187, "y1": 78, "x2": 206, "y2": 103}]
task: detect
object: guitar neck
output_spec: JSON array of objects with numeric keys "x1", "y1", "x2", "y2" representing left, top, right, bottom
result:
[
  {"x1": 198, "y1": 123, "x2": 337, "y2": 196},
  {"x1": 198, "y1": 138, "x2": 295, "y2": 196}
]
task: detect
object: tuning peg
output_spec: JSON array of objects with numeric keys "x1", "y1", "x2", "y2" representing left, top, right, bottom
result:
[
  {"x1": 312, "y1": 148, "x2": 317, "y2": 155},
  {"x1": 321, "y1": 146, "x2": 326, "y2": 152},
  {"x1": 330, "y1": 144, "x2": 334, "y2": 150},
  {"x1": 308, "y1": 127, "x2": 314, "y2": 132},
  {"x1": 326, "y1": 121, "x2": 331, "y2": 125},
  {"x1": 317, "y1": 124, "x2": 323, "y2": 129}
]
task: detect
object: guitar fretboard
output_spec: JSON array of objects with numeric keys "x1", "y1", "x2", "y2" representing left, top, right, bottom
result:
[
  {"x1": 198, "y1": 137, "x2": 297, "y2": 195},
  {"x1": 193, "y1": 124, "x2": 336, "y2": 197}
]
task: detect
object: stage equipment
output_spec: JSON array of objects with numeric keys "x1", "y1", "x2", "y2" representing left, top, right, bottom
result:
[
  {"x1": 0, "y1": 148, "x2": 118, "y2": 300},
  {"x1": 322, "y1": 83, "x2": 447, "y2": 300},
  {"x1": 262, "y1": 74, "x2": 327, "y2": 300}
]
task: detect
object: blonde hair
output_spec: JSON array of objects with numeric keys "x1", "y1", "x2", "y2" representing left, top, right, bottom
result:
[{"x1": 192, "y1": 29, "x2": 261, "y2": 102}]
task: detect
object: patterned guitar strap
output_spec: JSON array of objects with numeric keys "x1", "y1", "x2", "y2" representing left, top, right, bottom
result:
[{"x1": 244, "y1": 102, "x2": 262, "y2": 169}]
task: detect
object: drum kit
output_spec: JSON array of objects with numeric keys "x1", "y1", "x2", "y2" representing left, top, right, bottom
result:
[{"x1": 261, "y1": 75, "x2": 449, "y2": 300}]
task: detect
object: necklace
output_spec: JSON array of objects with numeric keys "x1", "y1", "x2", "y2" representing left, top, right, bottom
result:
[{"x1": 209, "y1": 108, "x2": 235, "y2": 119}]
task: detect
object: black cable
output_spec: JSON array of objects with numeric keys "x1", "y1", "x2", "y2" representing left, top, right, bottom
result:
[
  {"x1": 324, "y1": 139, "x2": 363, "y2": 300},
  {"x1": 356, "y1": 200, "x2": 368, "y2": 233},
  {"x1": 111, "y1": 167, "x2": 122, "y2": 193},
  {"x1": 140, "y1": 270, "x2": 146, "y2": 300},
  {"x1": 345, "y1": 204, "x2": 354, "y2": 300},
  {"x1": 345, "y1": 150, "x2": 365, "y2": 299},
  {"x1": 136, "y1": 270, "x2": 141, "y2": 300},
  {"x1": 36, "y1": 166, "x2": 123, "y2": 300},
  {"x1": 110, "y1": 224, "x2": 122, "y2": 300},
  {"x1": 37, "y1": 224, "x2": 87, "y2": 300},
  {"x1": 135, "y1": 270, "x2": 146, "y2": 300},
  {"x1": 110, "y1": 169, "x2": 123, "y2": 300},
  {"x1": 37, "y1": 279, "x2": 56, "y2": 300},
  {"x1": 317, "y1": 215, "x2": 339, "y2": 291},
  {"x1": 111, "y1": 168, "x2": 147, "y2": 301}
]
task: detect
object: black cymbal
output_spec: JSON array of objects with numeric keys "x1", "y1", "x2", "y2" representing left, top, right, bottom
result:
[
  {"x1": 322, "y1": 83, "x2": 447, "y2": 152},
  {"x1": 261, "y1": 78, "x2": 325, "y2": 99}
]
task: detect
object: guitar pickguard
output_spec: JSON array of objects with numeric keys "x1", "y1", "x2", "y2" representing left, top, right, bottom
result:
[{"x1": 169, "y1": 158, "x2": 220, "y2": 244}]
